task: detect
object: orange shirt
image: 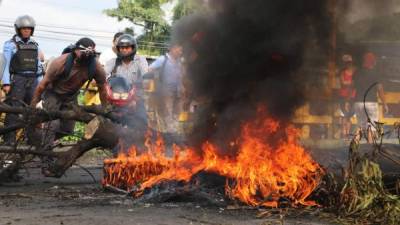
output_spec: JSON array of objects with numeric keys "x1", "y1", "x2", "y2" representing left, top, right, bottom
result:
[{"x1": 339, "y1": 68, "x2": 355, "y2": 98}]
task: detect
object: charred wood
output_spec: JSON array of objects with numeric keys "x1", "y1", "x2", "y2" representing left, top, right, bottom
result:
[
  {"x1": 0, "y1": 159, "x2": 21, "y2": 183},
  {"x1": 133, "y1": 180, "x2": 226, "y2": 207},
  {"x1": 0, "y1": 145, "x2": 56, "y2": 157},
  {"x1": 119, "y1": 172, "x2": 228, "y2": 206},
  {"x1": 104, "y1": 184, "x2": 130, "y2": 195}
]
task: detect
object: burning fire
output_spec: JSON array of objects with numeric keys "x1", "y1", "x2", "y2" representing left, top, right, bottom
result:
[{"x1": 103, "y1": 107, "x2": 324, "y2": 207}]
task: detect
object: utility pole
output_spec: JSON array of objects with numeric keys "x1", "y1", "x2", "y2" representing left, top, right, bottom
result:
[
  {"x1": 327, "y1": 0, "x2": 338, "y2": 139},
  {"x1": 328, "y1": 0, "x2": 337, "y2": 93}
]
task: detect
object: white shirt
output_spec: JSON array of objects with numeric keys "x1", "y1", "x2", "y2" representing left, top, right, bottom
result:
[{"x1": 98, "y1": 48, "x2": 117, "y2": 66}]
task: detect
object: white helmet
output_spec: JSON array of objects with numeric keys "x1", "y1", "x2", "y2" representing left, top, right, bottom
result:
[{"x1": 14, "y1": 15, "x2": 36, "y2": 35}]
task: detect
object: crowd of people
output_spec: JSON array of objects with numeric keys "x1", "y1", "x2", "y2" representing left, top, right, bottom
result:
[
  {"x1": 0, "y1": 14, "x2": 391, "y2": 173},
  {"x1": 0, "y1": 15, "x2": 186, "y2": 172}
]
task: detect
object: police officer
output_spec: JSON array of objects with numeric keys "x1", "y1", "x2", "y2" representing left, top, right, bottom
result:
[{"x1": 2, "y1": 15, "x2": 43, "y2": 145}]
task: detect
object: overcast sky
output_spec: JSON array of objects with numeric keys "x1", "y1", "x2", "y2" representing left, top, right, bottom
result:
[{"x1": 0, "y1": 0, "x2": 173, "y2": 57}]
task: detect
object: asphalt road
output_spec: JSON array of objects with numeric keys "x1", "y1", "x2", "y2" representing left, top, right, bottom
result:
[{"x1": 0, "y1": 166, "x2": 337, "y2": 225}]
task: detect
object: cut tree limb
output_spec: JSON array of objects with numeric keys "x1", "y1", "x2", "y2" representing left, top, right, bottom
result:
[
  {"x1": 0, "y1": 103, "x2": 95, "y2": 135},
  {"x1": 0, "y1": 104, "x2": 149, "y2": 178},
  {"x1": 0, "y1": 145, "x2": 56, "y2": 157},
  {"x1": 0, "y1": 104, "x2": 122, "y2": 135},
  {"x1": 45, "y1": 116, "x2": 147, "y2": 178}
]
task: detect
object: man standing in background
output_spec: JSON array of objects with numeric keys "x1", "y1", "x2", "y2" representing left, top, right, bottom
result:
[
  {"x1": 338, "y1": 54, "x2": 356, "y2": 139},
  {"x1": 149, "y1": 43, "x2": 184, "y2": 141},
  {"x1": 99, "y1": 32, "x2": 124, "y2": 66}
]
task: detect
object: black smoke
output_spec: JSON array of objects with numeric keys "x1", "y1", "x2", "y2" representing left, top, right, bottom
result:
[
  {"x1": 172, "y1": 0, "x2": 334, "y2": 150},
  {"x1": 338, "y1": 0, "x2": 399, "y2": 24}
]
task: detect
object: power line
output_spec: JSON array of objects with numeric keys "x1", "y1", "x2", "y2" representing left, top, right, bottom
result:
[
  {"x1": 0, "y1": 23, "x2": 113, "y2": 40},
  {"x1": 0, "y1": 23, "x2": 170, "y2": 45},
  {"x1": 0, "y1": 17, "x2": 123, "y2": 35},
  {"x1": 0, "y1": 30, "x2": 168, "y2": 52},
  {"x1": 0, "y1": 25, "x2": 113, "y2": 44},
  {"x1": 0, "y1": 30, "x2": 110, "y2": 47},
  {"x1": 0, "y1": 24, "x2": 169, "y2": 47}
]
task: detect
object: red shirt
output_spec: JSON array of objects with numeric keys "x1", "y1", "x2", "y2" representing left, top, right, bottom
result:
[{"x1": 339, "y1": 68, "x2": 356, "y2": 99}]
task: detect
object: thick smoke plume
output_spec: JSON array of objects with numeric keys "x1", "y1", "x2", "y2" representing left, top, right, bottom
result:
[
  {"x1": 173, "y1": 0, "x2": 333, "y2": 150},
  {"x1": 339, "y1": 0, "x2": 400, "y2": 24},
  {"x1": 338, "y1": 0, "x2": 400, "y2": 43}
]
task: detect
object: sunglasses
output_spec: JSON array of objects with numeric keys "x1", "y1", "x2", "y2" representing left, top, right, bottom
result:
[{"x1": 77, "y1": 46, "x2": 99, "y2": 56}]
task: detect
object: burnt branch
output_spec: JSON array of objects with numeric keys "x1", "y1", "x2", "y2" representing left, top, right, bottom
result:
[
  {"x1": 0, "y1": 145, "x2": 56, "y2": 157},
  {"x1": 0, "y1": 103, "x2": 121, "y2": 125},
  {"x1": 42, "y1": 116, "x2": 146, "y2": 178},
  {"x1": 0, "y1": 103, "x2": 148, "y2": 179},
  {"x1": 0, "y1": 123, "x2": 26, "y2": 135}
]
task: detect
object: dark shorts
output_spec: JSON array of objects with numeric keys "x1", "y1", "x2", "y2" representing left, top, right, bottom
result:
[{"x1": 339, "y1": 99, "x2": 355, "y2": 118}]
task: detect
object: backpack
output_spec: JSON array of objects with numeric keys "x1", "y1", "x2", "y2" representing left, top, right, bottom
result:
[
  {"x1": 159, "y1": 55, "x2": 168, "y2": 83},
  {"x1": 61, "y1": 53, "x2": 97, "y2": 92}
]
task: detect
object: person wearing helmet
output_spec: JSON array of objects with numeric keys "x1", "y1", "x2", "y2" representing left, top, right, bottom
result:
[
  {"x1": 99, "y1": 31, "x2": 124, "y2": 66},
  {"x1": 1, "y1": 15, "x2": 44, "y2": 145},
  {"x1": 105, "y1": 34, "x2": 149, "y2": 132}
]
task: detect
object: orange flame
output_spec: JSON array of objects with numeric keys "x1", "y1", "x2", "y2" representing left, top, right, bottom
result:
[{"x1": 103, "y1": 108, "x2": 324, "y2": 207}]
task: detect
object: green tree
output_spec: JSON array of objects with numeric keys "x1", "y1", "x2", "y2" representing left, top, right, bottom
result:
[
  {"x1": 105, "y1": 0, "x2": 171, "y2": 55},
  {"x1": 105, "y1": 0, "x2": 206, "y2": 55},
  {"x1": 172, "y1": 0, "x2": 206, "y2": 22}
]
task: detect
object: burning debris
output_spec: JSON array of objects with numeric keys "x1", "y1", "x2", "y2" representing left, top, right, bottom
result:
[
  {"x1": 101, "y1": 0, "x2": 400, "y2": 224},
  {"x1": 103, "y1": 107, "x2": 324, "y2": 207}
]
